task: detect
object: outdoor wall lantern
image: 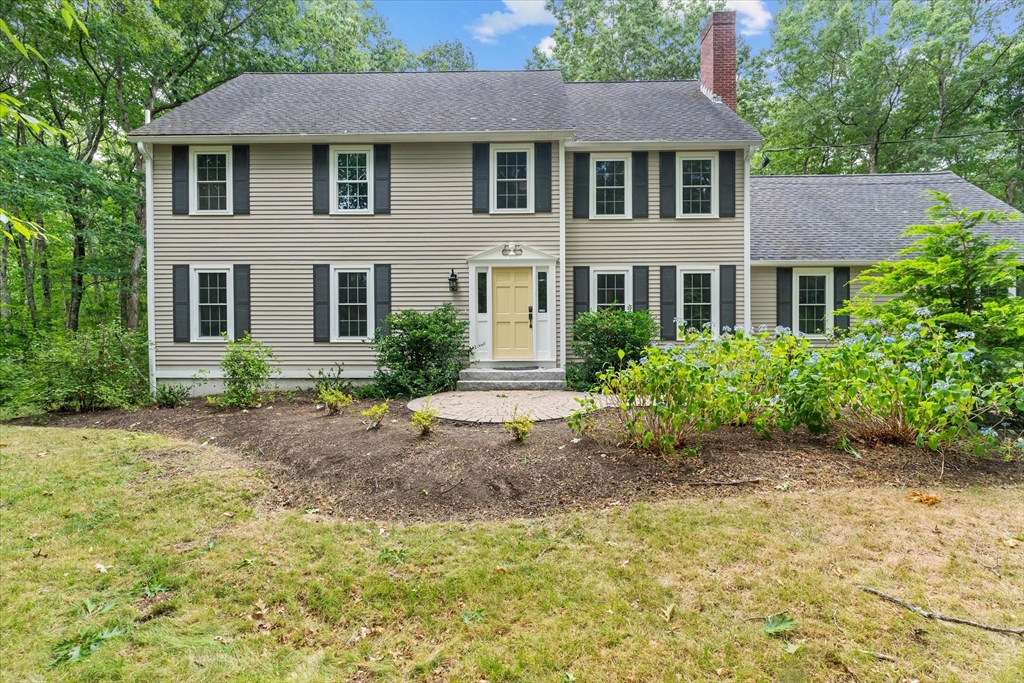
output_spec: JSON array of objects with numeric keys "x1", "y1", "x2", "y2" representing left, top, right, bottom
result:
[{"x1": 448, "y1": 269, "x2": 459, "y2": 292}]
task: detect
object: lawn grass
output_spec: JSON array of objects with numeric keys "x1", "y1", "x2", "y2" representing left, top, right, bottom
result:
[{"x1": 1, "y1": 426, "x2": 1022, "y2": 682}]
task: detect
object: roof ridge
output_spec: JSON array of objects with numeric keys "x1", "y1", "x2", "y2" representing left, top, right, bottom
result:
[
  {"x1": 565, "y1": 79, "x2": 699, "y2": 84},
  {"x1": 754, "y1": 171, "x2": 955, "y2": 178},
  {"x1": 238, "y1": 70, "x2": 564, "y2": 76}
]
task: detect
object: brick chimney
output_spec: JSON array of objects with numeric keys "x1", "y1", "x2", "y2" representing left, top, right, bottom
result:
[{"x1": 699, "y1": 10, "x2": 737, "y2": 111}]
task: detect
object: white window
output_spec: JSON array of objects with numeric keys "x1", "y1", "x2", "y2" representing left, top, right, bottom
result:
[
  {"x1": 591, "y1": 268, "x2": 631, "y2": 311},
  {"x1": 676, "y1": 152, "x2": 718, "y2": 218},
  {"x1": 190, "y1": 265, "x2": 233, "y2": 341},
  {"x1": 679, "y1": 268, "x2": 719, "y2": 333},
  {"x1": 190, "y1": 147, "x2": 232, "y2": 215},
  {"x1": 331, "y1": 265, "x2": 374, "y2": 340},
  {"x1": 794, "y1": 268, "x2": 833, "y2": 335},
  {"x1": 590, "y1": 154, "x2": 632, "y2": 218},
  {"x1": 491, "y1": 144, "x2": 534, "y2": 213},
  {"x1": 330, "y1": 145, "x2": 373, "y2": 215}
]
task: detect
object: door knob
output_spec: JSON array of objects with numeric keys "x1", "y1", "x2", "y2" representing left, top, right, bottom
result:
[{"x1": 528, "y1": 305, "x2": 533, "y2": 328}]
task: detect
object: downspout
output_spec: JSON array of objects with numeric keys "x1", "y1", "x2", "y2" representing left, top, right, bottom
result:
[
  {"x1": 558, "y1": 139, "x2": 566, "y2": 369},
  {"x1": 140, "y1": 110, "x2": 156, "y2": 394},
  {"x1": 743, "y1": 145, "x2": 753, "y2": 330}
]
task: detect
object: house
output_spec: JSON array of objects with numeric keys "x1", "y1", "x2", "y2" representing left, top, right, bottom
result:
[{"x1": 127, "y1": 11, "x2": 1021, "y2": 393}]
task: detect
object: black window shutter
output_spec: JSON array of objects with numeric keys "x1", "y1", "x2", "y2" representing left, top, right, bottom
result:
[
  {"x1": 659, "y1": 151, "x2": 675, "y2": 218},
  {"x1": 777, "y1": 267, "x2": 793, "y2": 330},
  {"x1": 313, "y1": 264, "x2": 330, "y2": 341},
  {"x1": 374, "y1": 264, "x2": 391, "y2": 335},
  {"x1": 834, "y1": 266, "x2": 851, "y2": 330},
  {"x1": 312, "y1": 145, "x2": 329, "y2": 215},
  {"x1": 632, "y1": 152, "x2": 648, "y2": 218},
  {"x1": 233, "y1": 265, "x2": 250, "y2": 339},
  {"x1": 632, "y1": 266, "x2": 649, "y2": 311},
  {"x1": 572, "y1": 152, "x2": 590, "y2": 219},
  {"x1": 374, "y1": 144, "x2": 391, "y2": 214},
  {"x1": 660, "y1": 265, "x2": 677, "y2": 340},
  {"x1": 172, "y1": 265, "x2": 190, "y2": 341},
  {"x1": 720, "y1": 265, "x2": 736, "y2": 331},
  {"x1": 573, "y1": 266, "x2": 590, "y2": 323},
  {"x1": 535, "y1": 142, "x2": 552, "y2": 212},
  {"x1": 172, "y1": 146, "x2": 189, "y2": 215},
  {"x1": 232, "y1": 145, "x2": 250, "y2": 215},
  {"x1": 719, "y1": 151, "x2": 736, "y2": 218},
  {"x1": 472, "y1": 143, "x2": 489, "y2": 213}
]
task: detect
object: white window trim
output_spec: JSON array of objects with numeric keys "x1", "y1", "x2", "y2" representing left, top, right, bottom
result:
[
  {"x1": 590, "y1": 267, "x2": 632, "y2": 311},
  {"x1": 329, "y1": 145, "x2": 374, "y2": 216},
  {"x1": 189, "y1": 147, "x2": 233, "y2": 215},
  {"x1": 793, "y1": 267, "x2": 834, "y2": 337},
  {"x1": 330, "y1": 264, "x2": 374, "y2": 342},
  {"x1": 676, "y1": 152, "x2": 718, "y2": 219},
  {"x1": 677, "y1": 266, "x2": 720, "y2": 335},
  {"x1": 490, "y1": 144, "x2": 534, "y2": 214},
  {"x1": 190, "y1": 264, "x2": 234, "y2": 342},
  {"x1": 589, "y1": 153, "x2": 632, "y2": 219}
]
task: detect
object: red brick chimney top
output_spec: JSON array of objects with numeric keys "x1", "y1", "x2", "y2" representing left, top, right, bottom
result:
[{"x1": 699, "y1": 11, "x2": 737, "y2": 111}]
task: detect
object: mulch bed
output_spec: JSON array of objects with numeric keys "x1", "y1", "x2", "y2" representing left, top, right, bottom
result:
[{"x1": 16, "y1": 395, "x2": 1022, "y2": 522}]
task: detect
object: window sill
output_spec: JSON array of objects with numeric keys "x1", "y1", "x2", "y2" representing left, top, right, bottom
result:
[
  {"x1": 590, "y1": 214, "x2": 630, "y2": 220},
  {"x1": 191, "y1": 337, "x2": 229, "y2": 343},
  {"x1": 675, "y1": 213, "x2": 719, "y2": 220},
  {"x1": 331, "y1": 337, "x2": 371, "y2": 343},
  {"x1": 328, "y1": 210, "x2": 374, "y2": 216},
  {"x1": 489, "y1": 209, "x2": 535, "y2": 215},
  {"x1": 189, "y1": 210, "x2": 233, "y2": 216}
]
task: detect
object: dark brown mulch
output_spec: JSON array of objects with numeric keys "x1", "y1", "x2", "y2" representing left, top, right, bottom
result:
[{"x1": 16, "y1": 395, "x2": 1022, "y2": 522}]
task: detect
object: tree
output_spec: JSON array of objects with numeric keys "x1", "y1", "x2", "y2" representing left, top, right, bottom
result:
[{"x1": 417, "y1": 39, "x2": 475, "y2": 71}]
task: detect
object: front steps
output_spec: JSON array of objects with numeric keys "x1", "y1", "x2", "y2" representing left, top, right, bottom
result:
[{"x1": 456, "y1": 367, "x2": 567, "y2": 391}]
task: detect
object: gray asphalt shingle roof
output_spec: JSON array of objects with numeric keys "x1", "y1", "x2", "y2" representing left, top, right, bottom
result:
[
  {"x1": 565, "y1": 80, "x2": 762, "y2": 143},
  {"x1": 750, "y1": 172, "x2": 1023, "y2": 262},
  {"x1": 131, "y1": 71, "x2": 576, "y2": 137}
]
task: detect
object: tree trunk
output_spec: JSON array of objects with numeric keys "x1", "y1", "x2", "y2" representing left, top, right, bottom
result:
[
  {"x1": 126, "y1": 150, "x2": 146, "y2": 331},
  {"x1": 17, "y1": 235, "x2": 38, "y2": 328},
  {"x1": 0, "y1": 236, "x2": 9, "y2": 321},
  {"x1": 67, "y1": 216, "x2": 87, "y2": 332},
  {"x1": 36, "y1": 232, "x2": 52, "y2": 310}
]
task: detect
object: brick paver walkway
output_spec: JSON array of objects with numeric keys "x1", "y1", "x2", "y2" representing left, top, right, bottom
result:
[{"x1": 406, "y1": 390, "x2": 615, "y2": 424}]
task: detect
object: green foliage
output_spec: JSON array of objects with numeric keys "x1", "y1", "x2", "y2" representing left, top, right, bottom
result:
[
  {"x1": 378, "y1": 547, "x2": 407, "y2": 564},
  {"x1": 308, "y1": 363, "x2": 353, "y2": 396},
  {"x1": 412, "y1": 399, "x2": 441, "y2": 436},
  {"x1": 318, "y1": 388, "x2": 353, "y2": 416},
  {"x1": 50, "y1": 625, "x2": 125, "y2": 666},
  {"x1": 370, "y1": 303, "x2": 473, "y2": 398},
  {"x1": 763, "y1": 613, "x2": 797, "y2": 636},
  {"x1": 16, "y1": 323, "x2": 149, "y2": 413},
  {"x1": 503, "y1": 406, "x2": 534, "y2": 443},
  {"x1": 417, "y1": 39, "x2": 476, "y2": 71},
  {"x1": 211, "y1": 333, "x2": 280, "y2": 410},
  {"x1": 566, "y1": 308, "x2": 659, "y2": 390},
  {"x1": 361, "y1": 402, "x2": 390, "y2": 428},
  {"x1": 154, "y1": 383, "x2": 191, "y2": 409}
]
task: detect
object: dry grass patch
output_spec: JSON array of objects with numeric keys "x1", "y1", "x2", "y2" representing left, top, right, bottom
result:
[{"x1": 1, "y1": 426, "x2": 1022, "y2": 682}]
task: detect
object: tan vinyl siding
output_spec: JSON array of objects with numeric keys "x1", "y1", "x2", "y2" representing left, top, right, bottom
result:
[
  {"x1": 564, "y1": 150, "x2": 747, "y2": 335},
  {"x1": 152, "y1": 142, "x2": 561, "y2": 378}
]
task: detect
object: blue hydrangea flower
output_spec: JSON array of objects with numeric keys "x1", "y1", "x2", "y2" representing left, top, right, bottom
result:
[
  {"x1": 882, "y1": 336, "x2": 896, "y2": 344},
  {"x1": 789, "y1": 369, "x2": 799, "y2": 380},
  {"x1": 905, "y1": 323, "x2": 923, "y2": 332},
  {"x1": 914, "y1": 307, "x2": 932, "y2": 318},
  {"x1": 639, "y1": 356, "x2": 648, "y2": 365},
  {"x1": 758, "y1": 324, "x2": 768, "y2": 332},
  {"x1": 955, "y1": 330, "x2": 975, "y2": 340},
  {"x1": 866, "y1": 351, "x2": 884, "y2": 360},
  {"x1": 931, "y1": 380, "x2": 950, "y2": 391},
  {"x1": 807, "y1": 352, "x2": 821, "y2": 365},
  {"x1": 702, "y1": 322, "x2": 713, "y2": 330},
  {"x1": 901, "y1": 331, "x2": 920, "y2": 341},
  {"x1": 961, "y1": 351, "x2": 975, "y2": 362},
  {"x1": 774, "y1": 326, "x2": 790, "y2": 335},
  {"x1": 863, "y1": 318, "x2": 882, "y2": 327},
  {"x1": 722, "y1": 325, "x2": 732, "y2": 333},
  {"x1": 980, "y1": 427, "x2": 997, "y2": 438},
  {"x1": 905, "y1": 361, "x2": 921, "y2": 372}
]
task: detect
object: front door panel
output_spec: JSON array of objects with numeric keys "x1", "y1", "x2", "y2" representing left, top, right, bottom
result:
[{"x1": 492, "y1": 267, "x2": 533, "y2": 359}]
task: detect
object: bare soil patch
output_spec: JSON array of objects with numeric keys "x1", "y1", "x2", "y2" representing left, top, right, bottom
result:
[{"x1": 18, "y1": 395, "x2": 1021, "y2": 522}]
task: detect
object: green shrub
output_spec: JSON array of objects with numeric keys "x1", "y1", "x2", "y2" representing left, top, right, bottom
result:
[
  {"x1": 503, "y1": 406, "x2": 534, "y2": 442},
  {"x1": 318, "y1": 387, "x2": 353, "y2": 415},
  {"x1": 20, "y1": 323, "x2": 150, "y2": 413},
  {"x1": 412, "y1": 399, "x2": 441, "y2": 436},
  {"x1": 211, "y1": 333, "x2": 280, "y2": 409},
  {"x1": 154, "y1": 383, "x2": 191, "y2": 409},
  {"x1": 308, "y1": 363, "x2": 353, "y2": 396},
  {"x1": 370, "y1": 303, "x2": 473, "y2": 398},
  {"x1": 566, "y1": 308, "x2": 658, "y2": 390},
  {"x1": 361, "y1": 401, "x2": 389, "y2": 429}
]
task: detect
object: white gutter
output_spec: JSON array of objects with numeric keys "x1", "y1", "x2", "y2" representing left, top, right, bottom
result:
[
  {"x1": 565, "y1": 139, "x2": 763, "y2": 151},
  {"x1": 558, "y1": 138, "x2": 566, "y2": 370},
  {"x1": 127, "y1": 130, "x2": 577, "y2": 145},
  {"x1": 752, "y1": 260, "x2": 876, "y2": 267},
  {"x1": 743, "y1": 146, "x2": 752, "y2": 329}
]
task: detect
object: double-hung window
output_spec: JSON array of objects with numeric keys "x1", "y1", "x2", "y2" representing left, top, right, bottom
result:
[
  {"x1": 676, "y1": 153, "x2": 717, "y2": 218},
  {"x1": 590, "y1": 155, "x2": 631, "y2": 218},
  {"x1": 794, "y1": 268, "x2": 833, "y2": 335},
  {"x1": 592, "y1": 268, "x2": 630, "y2": 311},
  {"x1": 679, "y1": 269, "x2": 718, "y2": 333},
  {"x1": 491, "y1": 145, "x2": 533, "y2": 213},
  {"x1": 332, "y1": 266, "x2": 373, "y2": 340},
  {"x1": 330, "y1": 146, "x2": 373, "y2": 214},
  {"x1": 190, "y1": 147, "x2": 232, "y2": 215},
  {"x1": 190, "y1": 266, "x2": 233, "y2": 341}
]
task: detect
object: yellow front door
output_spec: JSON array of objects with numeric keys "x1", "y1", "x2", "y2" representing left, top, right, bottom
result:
[{"x1": 492, "y1": 267, "x2": 533, "y2": 359}]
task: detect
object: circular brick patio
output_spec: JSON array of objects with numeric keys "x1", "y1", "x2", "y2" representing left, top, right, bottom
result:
[{"x1": 406, "y1": 390, "x2": 615, "y2": 424}]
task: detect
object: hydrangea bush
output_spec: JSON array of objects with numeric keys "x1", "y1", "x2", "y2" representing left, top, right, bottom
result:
[{"x1": 571, "y1": 315, "x2": 1024, "y2": 458}]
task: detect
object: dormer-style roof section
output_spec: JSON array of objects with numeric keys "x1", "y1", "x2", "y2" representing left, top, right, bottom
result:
[
  {"x1": 130, "y1": 71, "x2": 576, "y2": 140},
  {"x1": 751, "y1": 172, "x2": 1023, "y2": 262},
  {"x1": 565, "y1": 80, "x2": 763, "y2": 144}
]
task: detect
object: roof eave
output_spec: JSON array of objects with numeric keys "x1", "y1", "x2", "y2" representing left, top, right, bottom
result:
[
  {"x1": 565, "y1": 139, "x2": 763, "y2": 150},
  {"x1": 127, "y1": 129, "x2": 578, "y2": 144},
  {"x1": 751, "y1": 259, "x2": 880, "y2": 267}
]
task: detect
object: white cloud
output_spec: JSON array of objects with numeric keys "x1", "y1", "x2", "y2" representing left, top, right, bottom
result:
[
  {"x1": 536, "y1": 35, "x2": 556, "y2": 58},
  {"x1": 468, "y1": 1, "x2": 555, "y2": 44},
  {"x1": 724, "y1": 0, "x2": 773, "y2": 36}
]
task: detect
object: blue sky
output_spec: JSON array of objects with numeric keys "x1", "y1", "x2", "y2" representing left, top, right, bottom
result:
[{"x1": 375, "y1": 1, "x2": 778, "y2": 70}]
